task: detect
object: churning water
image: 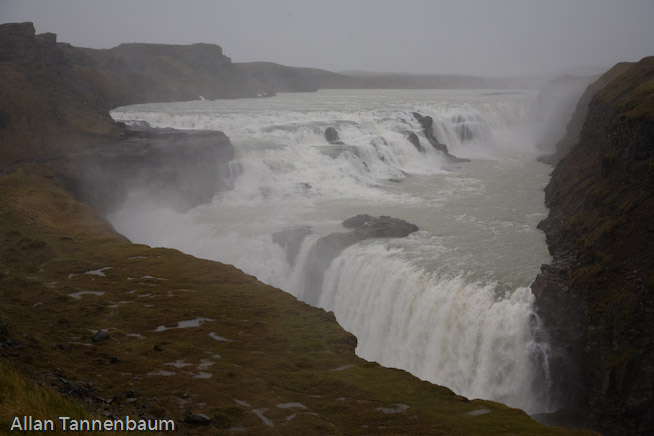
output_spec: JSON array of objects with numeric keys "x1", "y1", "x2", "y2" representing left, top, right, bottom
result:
[{"x1": 110, "y1": 89, "x2": 554, "y2": 413}]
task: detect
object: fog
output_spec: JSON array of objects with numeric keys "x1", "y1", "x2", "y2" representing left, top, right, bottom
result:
[{"x1": 2, "y1": 0, "x2": 653, "y2": 76}]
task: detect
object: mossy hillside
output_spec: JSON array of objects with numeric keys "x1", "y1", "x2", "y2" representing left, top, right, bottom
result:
[
  {"x1": 595, "y1": 56, "x2": 654, "y2": 122},
  {"x1": 0, "y1": 166, "x2": 597, "y2": 435}
]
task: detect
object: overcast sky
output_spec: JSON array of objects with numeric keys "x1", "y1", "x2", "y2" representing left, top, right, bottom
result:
[{"x1": 2, "y1": 0, "x2": 653, "y2": 76}]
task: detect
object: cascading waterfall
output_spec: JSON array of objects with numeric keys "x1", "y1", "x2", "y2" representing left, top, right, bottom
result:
[
  {"x1": 110, "y1": 89, "x2": 555, "y2": 414},
  {"x1": 321, "y1": 244, "x2": 552, "y2": 413}
]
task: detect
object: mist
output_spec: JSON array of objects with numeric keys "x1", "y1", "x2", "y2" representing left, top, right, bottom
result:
[{"x1": 2, "y1": 0, "x2": 653, "y2": 77}]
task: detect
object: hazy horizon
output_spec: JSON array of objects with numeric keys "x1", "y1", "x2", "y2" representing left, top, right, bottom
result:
[{"x1": 2, "y1": 0, "x2": 653, "y2": 77}]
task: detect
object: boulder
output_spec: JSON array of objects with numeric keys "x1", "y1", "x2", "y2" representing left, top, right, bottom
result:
[
  {"x1": 303, "y1": 215, "x2": 418, "y2": 305},
  {"x1": 92, "y1": 331, "x2": 109, "y2": 342},
  {"x1": 344, "y1": 214, "x2": 419, "y2": 238}
]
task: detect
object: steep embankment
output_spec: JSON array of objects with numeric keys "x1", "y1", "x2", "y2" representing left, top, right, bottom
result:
[{"x1": 532, "y1": 57, "x2": 654, "y2": 435}]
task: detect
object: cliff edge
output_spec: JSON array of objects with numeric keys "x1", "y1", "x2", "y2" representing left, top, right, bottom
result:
[{"x1": 532, "y1": 57, "x2": 654, "y2": 435}]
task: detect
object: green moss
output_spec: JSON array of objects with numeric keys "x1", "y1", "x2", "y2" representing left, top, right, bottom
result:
[
  {"x1": 606, "y1": 348, "x2": 639, "y2": 371},
  {"x1": 595, "y1": 56, "x2": 654, "y2": 122}
]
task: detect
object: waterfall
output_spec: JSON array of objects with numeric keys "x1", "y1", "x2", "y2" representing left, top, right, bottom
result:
[{"x1": 109, "y1": 89, "x2": 554, "y2": 413}]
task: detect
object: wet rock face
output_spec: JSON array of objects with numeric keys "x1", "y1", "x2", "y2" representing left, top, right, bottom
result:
[
  {"x1": 342, "y1": 214, "x2": 419, "y2": 239},
  {"x1": 411, "y1": 112, "x2": 469, "y2": 163},
  {"x1": 532, "y1": 57, "x2": 654, "y2": 436},
  {"x1": 406, "y1": 132, "x2": 424, "y2": 152},
  {"x1": 302, "y1": 215, "x2": 419, "y2": 305}
]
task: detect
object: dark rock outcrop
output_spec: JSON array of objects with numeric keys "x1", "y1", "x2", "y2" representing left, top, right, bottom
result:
[
  {"x1": 303, "y1": 215, "x2": 419, "y2": 305},
  {"x1": 406, "y1": 132, "x2": 424, "y2": 152},
  {"x1": 342, "y1": 214, "x2": 419, "y2": 238},
  {"x1": 91, "y1": 331, "x2": 109, "y2": 342},
  {"x1": 532, "y1": 57, "x2": 654, "y2": 436},
  {"x1": 0, "y1": 22, "x2": 35, "y2": 39},
  {"x1": 324, "y1": 126, "x2": 344, "y2": 144},
  {"x1": 411, "y1": 112, "x2": 470, "y2": 162},
  {"x1": 35, "y1": 32, "x2": 57, "y2": 45},
  {"x1": 0, "y1": 22, "x2": 121, "y2": 168},
  {"x1": 184, "y1": 412, "x2": 212, "y2": 425}
]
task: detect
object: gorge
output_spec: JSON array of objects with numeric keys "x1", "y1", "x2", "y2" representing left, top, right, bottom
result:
[{"x1": 0, "y1": 20, "x2": 652, "y2": 436}]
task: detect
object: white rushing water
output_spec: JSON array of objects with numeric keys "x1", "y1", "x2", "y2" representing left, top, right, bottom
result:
[{"x1": 110, "y1": 89, "x2": 554, "y2": 413}]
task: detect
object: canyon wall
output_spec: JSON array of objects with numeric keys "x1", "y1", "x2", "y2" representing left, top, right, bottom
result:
[{"x1": 533, "y1": 57, "x2": 654, "y2": 435}]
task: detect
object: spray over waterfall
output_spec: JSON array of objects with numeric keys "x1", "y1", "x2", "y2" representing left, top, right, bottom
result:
[{"x1": 110, "y1": 89, "x2": 555, "y2": 413}]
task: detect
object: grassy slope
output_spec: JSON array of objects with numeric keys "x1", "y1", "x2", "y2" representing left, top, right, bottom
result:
[
  {"x1": 0, "y1": 361, "x2": 133, "y2": 436},
  {"x1": 0, "y1": 166, "x2": 597, "y2": 435}
]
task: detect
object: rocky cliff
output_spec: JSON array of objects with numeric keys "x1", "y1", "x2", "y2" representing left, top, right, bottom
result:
[
  {"x1": 0, "y1": 22, "x2": 238, "y2": 214},
  {"x1": 58, "y1": 41, "x2": 356, "y2": 107},
  {"x1": 0, "y1": 22, "x2": 121, "y2": 168},
  {"x1": 532, "y1": 57, "x2": 654, "y2": 435},
  {"x1": 539, "y1": 63, "x2": 633, "y2": 165}
]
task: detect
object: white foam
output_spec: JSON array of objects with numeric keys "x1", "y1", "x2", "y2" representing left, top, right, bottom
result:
[
  {"x1": 197, "y1": 359, "x2": 215, "y2": 370},
  {"x1": 147, "y1": 370, "x2": 175, "y2": 376},
  {"x1": 165, "y1": 360, "x2": 192, "y2": 368},
  {"x1": 90, "y1": 268, "x2": 111, "y2": 276},
  {"x1": 68, "y1": 291, "x2": 105, "y2": 300},
  {"x1": 377, "y1": 404, "x2": 409, "y2": 414},
  {"x1": 192, "y1": 372, "x2": 212, "y2": 379},
  {"x1": 154, "y1": 317, "x2": 214, "y2": 332},
  {"x1": 252, "y1": 409, "x2": 274, "y2": 428},
  {"x1": 276, "y1": 402, "x2": 306, "y2": 409}
]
